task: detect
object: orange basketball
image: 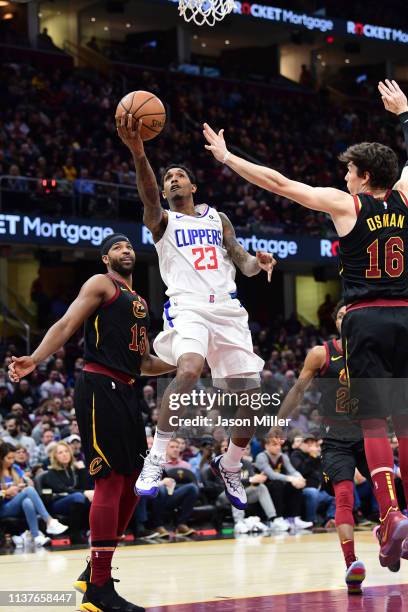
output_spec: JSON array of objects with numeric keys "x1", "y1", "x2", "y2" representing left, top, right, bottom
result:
[{"x1": 115, "y1": 90, "x2": 166, "y2": 141}]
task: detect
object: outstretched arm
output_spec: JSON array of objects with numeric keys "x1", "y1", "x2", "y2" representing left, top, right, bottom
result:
[
  {"x1": 117, "y1": 116, "x2": 167, "y2": 241},
  {"x1": 378, "y1": 79, "x2": 408, "y2": 191},
  {"x1": 203, "y1": 123, "x2": 353, "y2": 217},
  {"x1": 141, "y1": 336, "x2": 176, "y2": 376},
  {"x1": 9, "y1": 275, "x2": 112, "y2": 382},
  {"x1": 277, "y1": 346, "x2": 325, "y2": 419},
  {"x1": 220, "y1": 212, "x2": 276, "y2": 281}
]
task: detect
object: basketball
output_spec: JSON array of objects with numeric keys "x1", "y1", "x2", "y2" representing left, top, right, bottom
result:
[{"x1": 115, "y1": 90, "x2": 166, "y2": 141}]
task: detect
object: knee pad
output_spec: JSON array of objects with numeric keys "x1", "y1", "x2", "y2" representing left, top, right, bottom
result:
[{"x1": 334, "y1": 481, "x2": 354, "y2": 526}]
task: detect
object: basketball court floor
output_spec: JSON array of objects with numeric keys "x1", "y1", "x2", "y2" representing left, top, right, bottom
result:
[{"x1": 1, "y1": 531, "x2": 408, "y2": 611}]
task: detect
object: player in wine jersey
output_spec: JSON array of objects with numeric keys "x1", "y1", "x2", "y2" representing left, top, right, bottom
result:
[
  {"x1": 279, "y1": 302, "x2": 370, "y2": 594},
  {"x1": 8, "y1": 233, "x2": 174, "y2": 612},
  {"x1": 204, "y1": 80, "x2": 408, "y2": 569},
  {"x1": 117, "y1": 117, "x2": 275, "y2": 511}
]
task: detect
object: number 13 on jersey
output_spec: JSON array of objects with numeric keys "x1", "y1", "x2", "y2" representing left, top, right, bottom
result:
[{"x1": 192, "y1": 246, "x2": 219, "y2": 270}]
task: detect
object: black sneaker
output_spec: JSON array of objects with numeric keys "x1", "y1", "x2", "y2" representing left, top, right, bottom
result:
[
  {"x1": 79, "y1": 578, "x2": 145, "y2": 612},
  {"x1": 73, "y1": 558, "x2": 91, "y2": 594}
]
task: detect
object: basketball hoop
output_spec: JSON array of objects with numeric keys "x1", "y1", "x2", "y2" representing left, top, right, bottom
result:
[{"x1": 178, "y1": 0, "x2": 235, "y2": 26}]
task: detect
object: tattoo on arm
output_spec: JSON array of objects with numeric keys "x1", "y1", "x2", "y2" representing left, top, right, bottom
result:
[
  {"x1": 220, "y1": 212, "x2": 259, "y2": 277},
  {"x1": 133, "y1": 154, "x2": 163, "y2": 228}
]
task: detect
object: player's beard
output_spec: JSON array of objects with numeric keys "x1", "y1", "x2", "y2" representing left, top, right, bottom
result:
[{"x1": 110, "y1": 258, "x2": 135, "y2": 277}]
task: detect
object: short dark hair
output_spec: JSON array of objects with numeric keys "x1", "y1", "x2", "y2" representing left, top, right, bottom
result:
[
  {"x1": 338, "y1": 142, "x2": 399, "y2": 189},
  {"x1": 332, "y1": 300, "x2": 345, "y2": 321},
  {"x1": 161, "y1": 164, "x2": 196, "y2": 189}
]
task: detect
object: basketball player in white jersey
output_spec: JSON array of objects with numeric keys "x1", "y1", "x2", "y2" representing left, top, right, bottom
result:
[{"x1": 117, "y1": 117, "x2": 275, "y2": 509}]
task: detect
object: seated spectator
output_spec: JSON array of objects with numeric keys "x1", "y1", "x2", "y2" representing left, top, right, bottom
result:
[
  {"x1": 13, "y1": 445, "x2": 34, "y2": 480},
  {"x1": 0, "y1": 443, "x2": 68, "y2": 547},
  {"x1": 255, "y1": 433, "x2": 313, "y2": 530},
  {"x1": 213, "y1": 440, "x2": 277, "y2": 533},
  {"x1": 290, "y1": 435, "x2": 336, "y2": 526},
  {"x1": 2, "y1": 416, "x2": 37, "y2": 458},
  {"x1": 4, "y1": 164, "x2": 27, "y2": 192},
  {"x1": 39, "y1": 370, "x2": 65, "y2": 400},
  {"x1": 188, "y1": 436, "x2": 214, "y2": 481},
  {"x1": 31, "y1": 429, "x2": 55, "y2": 466},
  {"x1": 44, "y1": 442, "x2": 92, "y2": 544},
  {"x1": 148, "y1": 440, "x2": 199, "y2": 537},
  {"x1": 8, "y1": 402, "x2": 32, "y2": 435},
  {"x1": 0, "y1": 383, "x2": 13, "y2": 418},
  {"x1": 66, "y1": 434, "x2": 86, "y2": 464}
]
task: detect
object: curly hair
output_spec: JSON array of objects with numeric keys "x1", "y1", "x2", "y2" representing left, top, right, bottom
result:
[{"x1": 338, "y1": 142, "x2": 399, "y2": 189}]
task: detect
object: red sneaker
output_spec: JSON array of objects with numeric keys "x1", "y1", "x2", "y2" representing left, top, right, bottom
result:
[{"x1": 377, "y1": 508, "x2": 408, "y2": 568}]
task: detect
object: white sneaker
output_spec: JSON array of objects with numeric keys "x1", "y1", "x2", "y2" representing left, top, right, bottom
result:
[
  {"x1": 270, "y1": 517, "x2": 290, "y2": 532},
  {"x1": 247, "y1": 517, "x2": 269, "y2": 533},
  {"x1": 294, "y1": 516, "x2": 313, "y2": 530},
  {"x1": 22, "y1": 530, "x2": 33, "y2": 546},
  {"x1": 234, "y1": 521, "x2": 250, "y2": 534},
  {"x1": 211, "y1": 455, "x2": 247, "y2": 510},
  {"x1": 34, "y1": 533, "x2": 51, "y2": 547},
  {"x1": 46, "y1": 518, "x2": 68, "y2": 535},
  {"x1": 135, "y1": 451, "x2": 166, "y2": 496},
  {"x1": 12, "y1": 534, "x2": 24, "y2": 548}
]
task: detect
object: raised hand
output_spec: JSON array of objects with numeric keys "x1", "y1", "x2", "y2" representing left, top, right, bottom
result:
[
  {"x1": 256, "y1": 251, "x2": 277, "y2": 282},
  {"x1": 378, "y1": 80, "x2": 408, "y2": 115},
  {"x1": 116, "y1": 115, "x2": 145, "y2": 157},
  {"x1": 203, "y1": 122, "x2": 229, "y2": 162},
  {"x1": 8, "y1": 356, "x2": 36, "y2": 383}
]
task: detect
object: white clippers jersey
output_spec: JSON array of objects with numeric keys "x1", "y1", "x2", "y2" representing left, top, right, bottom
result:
[{"x1": 154, "y1": 204, "x2": 237, "y2": 299}]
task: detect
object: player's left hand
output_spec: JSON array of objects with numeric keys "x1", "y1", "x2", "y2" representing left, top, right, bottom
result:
[
  {"x1": 378, "y1": 80, "x2": 408, "y2": 115},
  {"x1": 203, "y1": 123, "x2": 229, "y2": 162},
  {"x1": 256, "y1": 251, "x2": 277, "y2": 282},
  {"x1": 117, "y1": 115, "x2": 145, "y2": 157}
]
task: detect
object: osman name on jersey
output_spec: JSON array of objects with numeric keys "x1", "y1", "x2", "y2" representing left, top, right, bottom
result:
[{"x1": 366, "y1": 212, "x2": 405, "y2": 232}]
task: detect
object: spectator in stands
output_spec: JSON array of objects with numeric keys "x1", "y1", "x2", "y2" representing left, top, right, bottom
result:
[
  {"x1": 36, "y1": 28, "x2": 55, "y2": 51},
  {"x1": 11, "y1": 379, "x2": 37, "y2": 413},
  {"x1": 86, "y1": 36, "x2": 100, "y2": 52},
  {"x1": 2, "y1": 417, "x2": 37, "y2": 458},
  {"x1": 12, "y1": 445, "x2": 36, "y2": 481},
  {"x1": 44, "y1": 442, "x2": 92, "y2": 544},
  {"x1": 39, "y1": 370, "x2": 65, "y2": 400},
  {"x1": 0, "y1": 443, "x2": 68, "y2": 547},
  {"x1": 8, "y1": 403, "x2": 32, "y2": 435},
  {"x1": 148, "y1": 440, "x2": 199, "y2": 537},
  {"x1": 4, "y1": 164, "x2": 27, "y2": 192},
  {"x1": 66, "y1": 434, "x2": 85, "y2": 464},
  {"x1": 290, "y1": 435, "x2": 336, "y2": 526},
  {"x1": 31, "y1": 430, "x2": 55, "y2": 466},
  {"x1": 188, "y1": 436, "x2": 214, "y2": 480},
  {"x1": 0, "y1": 383, "x2": 13, "y2": 419},
  {"x1": 256, "y1": 433, "x2": 313, "y2": 530}
]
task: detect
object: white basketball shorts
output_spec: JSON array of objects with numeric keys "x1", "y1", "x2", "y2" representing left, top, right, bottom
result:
[{"x1": 153, "y1": 293, "x2": 264, "y2": 380}]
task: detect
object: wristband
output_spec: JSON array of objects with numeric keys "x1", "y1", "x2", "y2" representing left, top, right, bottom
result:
[
  {"x1": 398, "y1": 111, "x2": 408, "y2": 124},
  {"x1": 222, "y1": 151, "x2": 231, "y2": 164}
]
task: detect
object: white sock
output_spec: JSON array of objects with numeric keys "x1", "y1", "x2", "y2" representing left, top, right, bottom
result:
[
  {"x1": 221, "y1": 440, "x2": 245, "y2": 470},
  {"x1": 151, "y1": 429, "x2": 173, "y2": 456}
]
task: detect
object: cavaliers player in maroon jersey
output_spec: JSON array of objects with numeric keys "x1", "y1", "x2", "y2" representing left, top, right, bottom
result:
[
  {"x1": 204, "y1": 80, "x2": 408, "y2": 569},
  {"x1": 279, "y1": 302, "x2": 371, "y2": 594},
  {"x1": 8, "y1": 234, "x2": 174, "y2": 612}
]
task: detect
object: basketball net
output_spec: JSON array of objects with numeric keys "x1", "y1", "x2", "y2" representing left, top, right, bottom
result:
[{"x1": 178, "y1": 0, "x2": 235, "y2": 26}]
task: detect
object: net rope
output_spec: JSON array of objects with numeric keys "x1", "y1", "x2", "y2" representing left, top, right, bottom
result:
[{"x1": 178, "y1": 0, "x2": 235, "y2": 26}]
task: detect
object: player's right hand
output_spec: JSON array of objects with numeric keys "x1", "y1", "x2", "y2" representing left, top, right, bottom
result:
[
  {"x1": 116, "y1": 115, "x2": 145, "y2": 157},
  {"x1": 378, "y1": 80, "x2": 408, "y2": 115},
  {"x1": 8, "y1": 356, "x2": 36, "y2": 382}
]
